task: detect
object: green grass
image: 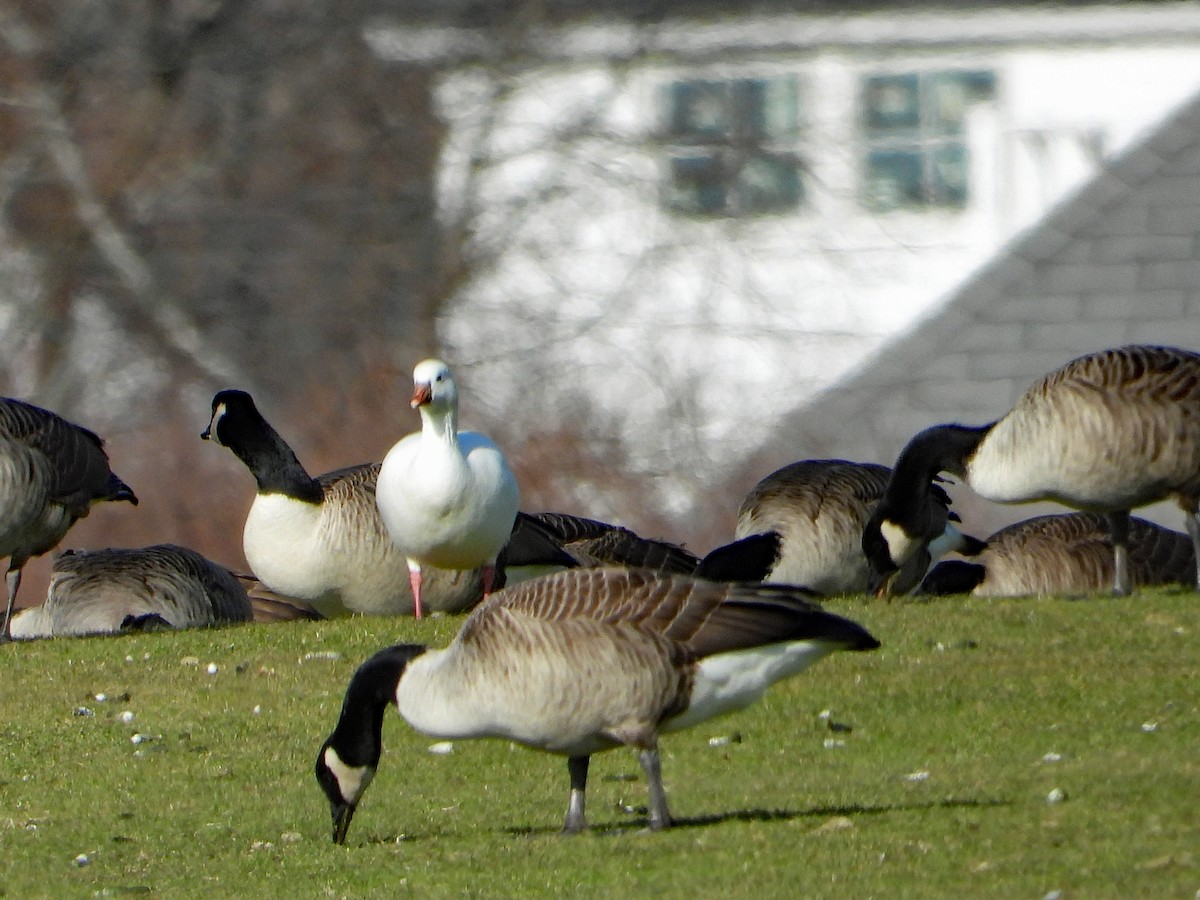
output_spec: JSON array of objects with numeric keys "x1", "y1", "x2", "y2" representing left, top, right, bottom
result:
[{"x1": 1, "y1": 590, "x2": 1197, "y2": 898}]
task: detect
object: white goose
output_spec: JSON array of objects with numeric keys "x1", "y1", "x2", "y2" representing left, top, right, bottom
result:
[
  {"x1": 376, "y1": 360, "x2": 520, "y2": 618},
  {"x1": 863, "y1": 345, "x2": 1200, "y2": 595},
  {"x1": 314, "y1": 566, "x2": 880, "y2": 843}
]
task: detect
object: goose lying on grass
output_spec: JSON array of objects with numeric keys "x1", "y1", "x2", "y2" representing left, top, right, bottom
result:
[
  {"x1": 10, "y1": 544, "x2": 252, "y2": 638},
  {"x1": 920, "y1": 512, "x2": 1196, "y2": 597}
]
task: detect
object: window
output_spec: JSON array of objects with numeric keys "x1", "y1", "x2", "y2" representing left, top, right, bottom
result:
[
  {"x1": 662, "y1": 76, "x2": 803, "y2": 217},
  {"x1": 861, "y1": 70, "x2": 995, "y2": 212}
]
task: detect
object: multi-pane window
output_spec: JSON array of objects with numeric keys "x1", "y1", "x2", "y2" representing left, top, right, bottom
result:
[
  {"x1": 862, "y1": 70, "x2": 996, "y2": 212},
  {"x1": 662, "y1": 76, "x2": 803, "y2": 217}
]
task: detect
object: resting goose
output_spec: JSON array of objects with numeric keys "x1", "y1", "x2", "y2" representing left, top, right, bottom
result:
[
  {"x1": 920, "y1": 512, "x2": 1196, "y2": 598},
  {"x1": 202, "y1": 389, "x2": 483, "y2": 618},
  {"x1": 505, "y1": 511, "x2": 782, "y2": 584},
  {"x1": 735, "y1": 459, "x2": 983, "y2": 596},
  {"x1": 376, "y1": 360, "x2": 520, "y2": 618},
  {"x1": 863, "y1": 345, "x2": 1200, "y2": 595},
  {"x1": 9, "y1": 544, "x2": 252, "y2": 639},
  {"x1": 314, "y1": 566, "x2": 879, "y2": 843},
  {"x1": 0, "y1": 398, "x2": 138, "y2": 640}
]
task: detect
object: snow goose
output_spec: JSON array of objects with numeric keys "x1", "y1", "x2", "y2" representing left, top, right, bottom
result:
[
  {"x1": 9, "y1": 544, "x2": 252, "y2": 639},
  {"x1": 202, "y1": 389, "x2": 483, "y2": 618},
  {"x1": 863, "y1": 345, "x2": 1200, "y2": 595},
  {"x1": 314, "y1": 566, "x2": 879, "y2": 842},
  {"x1": 375, "y1": 359, "x2": 520, "y2": 618},
  {"x1": 503, "y1": 511, "x2": 782, "y2": 584},
  {"x1": 735, "y1": 459, "x2": 983, "y2": 596},
  {"x1": 920, "y1": 513, "x2": 1196, "y2": 598},
  {"x1": 0, "y1": 398, "x2": 138, "y2": 640}
]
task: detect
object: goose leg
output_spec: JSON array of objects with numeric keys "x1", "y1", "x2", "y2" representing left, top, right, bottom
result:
[
  {"x1": 481, "y1": 563, "x2": 497, "y2": 597},
  {"x1": 1184, "y1": 507, "x2": 1200, "y2": 591},
  {"x1": 1107, "y1": 511, "x2": 1132, "y2": 596},
  {"x1": 637, "y1": 745, "x2": 672, "y2": 831},
  {"x1": 406, "y1": 562, "x2": 424, "y2": 619},
  {"x1": 563, "y1": 755, "x2": 589, "y2": 834},
  {"x1": 1, "y1": 566, "x2": 20, "y2": 642}
]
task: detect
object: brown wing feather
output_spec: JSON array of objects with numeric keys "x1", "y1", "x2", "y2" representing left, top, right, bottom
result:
[{"x1": 461, "y1": 568, "x2": 878, "y2": 659}]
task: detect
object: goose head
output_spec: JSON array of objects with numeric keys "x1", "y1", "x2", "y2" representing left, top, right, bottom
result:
[
  {"x1": 314, "y1": 643, "x2": 428, "y2": 844},
  {"x1": 411, "y1": 359, "x2": 458, "y2": 413},
  {"x1": 861, "y1": 511, "x2": 920, "y2": 596},
  {"x1": 200, "y1": 389, "x2": 258, "y2": 448}
]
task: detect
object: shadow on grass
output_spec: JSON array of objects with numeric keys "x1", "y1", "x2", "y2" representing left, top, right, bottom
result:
[
  {"x1": 351, "y1": 798, "x2": 1012, "y2": 846},
  {"x1": 499, "y1": 795, "x2": 1012, "y2": 839}
]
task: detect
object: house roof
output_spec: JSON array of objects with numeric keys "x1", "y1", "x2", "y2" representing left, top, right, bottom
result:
[{"x1": 736, "y1": 84, "x2": 1200, "y2": 530}]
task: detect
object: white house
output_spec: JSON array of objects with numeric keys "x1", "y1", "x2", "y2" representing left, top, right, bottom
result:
[{"x1": 366, "y1": 2, "x2": 1200, "y2": 527}]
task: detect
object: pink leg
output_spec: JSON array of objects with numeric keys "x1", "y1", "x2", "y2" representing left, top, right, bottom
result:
[
  {"x1": 407, "y1": 564, "x2": 424, "y2": 619},
  {"x1": 481, "y1": 564, "x2": 496, "y2": 598}
]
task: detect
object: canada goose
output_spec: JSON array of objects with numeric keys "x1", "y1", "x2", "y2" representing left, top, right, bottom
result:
[
  {"x1": 8, "y1": 544, "x2": 252, "y2": 639},
  {"x1": 314, "y1": 566, "x2": 879, "y2": 843},
  {"x1": 920, "y1": 513, "x2": 1196, "y2": 597},
  {"x1": 505, "y1": 511, "x2": 782, "y2": 583},
  {"x1": 0, "y1": 397, "x2": 138, "y2": 640},
  {"x1": 234, "y1": 575, "x2": 326, "y2": 623},
  {"x1": 735, "y1": 459, "x2": 984, "y2": 596},
  {"x1": 863, "y1": 345, "x2": 1200, "y2": 596},
  {"x1": 376, "y1": 360, "x2": 520, "y2": 618},
  {"x1": 202, "y1": 389, "x2": 483, "y2": 618}
]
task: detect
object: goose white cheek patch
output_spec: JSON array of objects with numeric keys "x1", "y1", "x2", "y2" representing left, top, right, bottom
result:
[
  {"x1": 324, "y1": 747, "x2": 375, "y2": 804},
  {"x1": 879, "y1": 520, "x2": 919, "y2": 566}
]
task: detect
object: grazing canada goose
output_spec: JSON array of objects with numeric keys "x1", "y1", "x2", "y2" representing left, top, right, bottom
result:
[
  {"x1": 863, "y1": 345, "x2": 1200, "y2": 596},
  {"x1": 376, "y1": 360, "x2": 520, "y2": 618},
  {"x1": 920, "y1": 513, "x2": 1197, "y2": 598},
  {"x1": 0, "y1": 398, "x2": 138, "y2": 640},
  {"x1": 505, "y1": 511, "x2": 782, "y2": 583},
  {"x1": 202, "y1": 389, "x2": 483, "y2": 618},
  {"x1": 314, "y1": 566, "x2": 879, "y2": 843},
  {"x1": 8, "y1": 544, "x2": 252, "y2": 639},
  {"x1": 735, "y1": 459, "x2": 984, "y2": 596}
]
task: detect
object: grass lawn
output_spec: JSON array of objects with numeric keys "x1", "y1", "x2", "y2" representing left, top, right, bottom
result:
[{"x1": 1, "y1": 588, "x2": 1196, "y2": 898}]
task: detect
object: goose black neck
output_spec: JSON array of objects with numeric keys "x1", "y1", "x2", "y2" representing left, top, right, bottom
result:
[
  {"x1": 328, "y1": 644, "x2": 427, "y2": 767},
  {"x1": 227, "y1": 416, "x2": 323, "y2": 503},
  {"x1": 884, "y1": 423, "x2": 992, "y2": 507}
]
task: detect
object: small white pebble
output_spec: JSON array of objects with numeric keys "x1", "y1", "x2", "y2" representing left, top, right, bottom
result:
[
  {"x1": 1045, "y1": 891, "x2": 1063, "y2": 900},
  {"x1": 119, "y1": 711, "x2": 135, "y2": 724},
  {"x1": 25, "y1": 823, "x2": 38, "y2": 832},
  {"x1": 1141, "y1": 721, "x2": 1159, "y2": 733},
  {"x1": 1042, "y1": 752, "x2": 1063, "y2": 763},
  {"x1": 131, "y1": 733, "x2": 147, "y2": 745},
  {"x1": 94, "y1": 693, "x2": 107, "y2": 703},
  {"x1": 817, "y1": 709, "x2": 832, "y2": 720},
  {"x1": 1046, "y1": 787, "x2": 1067, "y2": 804},
  {"x1": 74, "y1": 854, "x2": 90, "y2": 867},
  {"x1": 252, "y1": 705, "x2": 262, "y2": 715},
  {"x1": 143, "y1": 653, "x2": 151, "y2": 661},
  {"x1": 427, "y1": 741, "x2": 454, "y2": 755},
  {"x1": 124, "y1": 655, "x2": 134, "y2": 663},
  {"x1": 206, "y1": 663, "x2": 219, "y2": 675},
  {"x1": 301, "y1": 651, "x2": 342, "y2": 662},
  {"x1": 903, "y1": 770, "x2": 931, "y2": 782},
  {"x1": 823, "y1": 738, "x2": 846, "y2": 749}
]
